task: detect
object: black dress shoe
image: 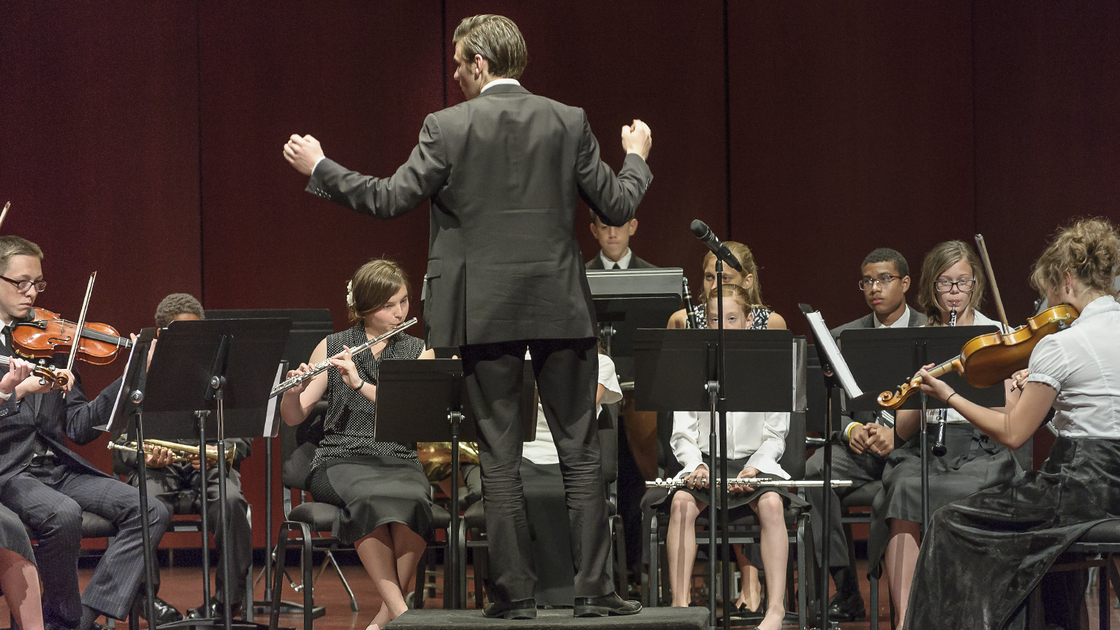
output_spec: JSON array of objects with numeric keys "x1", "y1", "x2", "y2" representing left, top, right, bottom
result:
[
  {"x1": 137, "y1": 597, "x2": 185, "y2": 626},
  {"x1": 827, "y1": 588, "x2": 866, "y2": 621},
  {"x1": 482, "y1": 598, "x2": 537, "y2": 620},
  {"x1": 573, "y1": 593, "x2": 642, "y2": 617},
  {"x1": 732, "y1": 592, "x2": 766, "y2": 621},
  {"x1": 188, "y1": 596, "x2": 244, "y2": 621}
]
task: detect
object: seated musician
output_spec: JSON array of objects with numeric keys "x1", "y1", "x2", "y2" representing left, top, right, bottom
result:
[
  {"x1": 280, "y1": 259, "x2": 434, "y2": 630},
  {"x1": 519, "y1": 339, "x2": 623, "y2": 607},
  {"x1": 662, "y1": 284, "x2": 800, "y2": 630},
  {"x1": 667, "y1": 241, "x2": 787, "y2": 330},
  {"x1": 0, "y1": 235, "x2": 171, "y2": 630},
  {"x1": 111, "y1": 293, "x2": 253, "y2": 621},
  {"x1": 867, "y1": 240, "x2": 1022, "y2": 626},
  {"x1": 585, "y1": 210, "x2": 654, "y2": 269},
  {"x1": 903, "y1": 217, "x2": 1120, "y2": 629},
  {"x1": 803, "y1": 247, "x2": 921, "y2": 622}
]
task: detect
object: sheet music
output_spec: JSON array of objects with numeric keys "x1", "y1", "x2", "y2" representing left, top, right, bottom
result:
[{"x1": 803, "y1": 310, "x2": 863, "y2": 400}]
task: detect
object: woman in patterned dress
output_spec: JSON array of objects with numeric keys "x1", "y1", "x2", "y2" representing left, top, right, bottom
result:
[
  {"x1": 281, "y1": 259, "x2": 435, "y2": 630},
  {"x1": 667, "y1": 241, "x2": 787, "y2": 330}
]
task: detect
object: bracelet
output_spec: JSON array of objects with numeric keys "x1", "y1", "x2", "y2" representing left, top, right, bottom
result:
[
  {"x1": 0, "y1": 389, "x2": 11, "y2": 401},
  {"x1": 351, "y1": 380, "x2": 365, "y2": 391},
  {"x1": 946, "y1": 392, "x2": 958, "y2": 404}
]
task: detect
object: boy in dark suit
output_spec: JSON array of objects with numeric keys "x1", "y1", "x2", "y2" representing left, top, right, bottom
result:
[{"x1": 586, "y1": 211, "x2": 654, "y2": 270}]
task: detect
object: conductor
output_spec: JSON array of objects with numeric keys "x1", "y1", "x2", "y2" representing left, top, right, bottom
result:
[{"x1": 283, "y1": 13, "x2": 652, "y2": 620}]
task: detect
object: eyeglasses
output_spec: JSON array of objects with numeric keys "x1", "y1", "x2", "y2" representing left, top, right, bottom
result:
[
  {"x1": 935, "y1": 279, "x2": 975, "y2": 293},
  {"x1": 0, "y1": 276, "x2": 47, "y2": 293},
  {"x1": 858, "y1": 275, "x2": 902, "y2": 291}
]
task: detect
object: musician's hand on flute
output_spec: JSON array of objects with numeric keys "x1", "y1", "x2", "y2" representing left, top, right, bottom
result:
[
  {"x1": 329, "y1": 346, "x2": 363, "y2": 391},
  {"x1": 684, "y1": 464, "x2": 709, "y2": 489},
  {"x1": 145, "y1": 445, "x2": 175, "y2": 468},
  {"x1": 283, "y1": 363, "x2": 314, "y2": 397},
  {"x1": 916, "y1": 363, "x2": 955, "y2": 402},
  {"x1": 732, "y1": 466, "x2": 759, "y2": 492}
]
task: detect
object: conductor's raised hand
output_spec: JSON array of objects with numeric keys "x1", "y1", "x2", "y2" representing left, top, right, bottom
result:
[
  {"x1": 621, "y1": 119, "x2": 652, "y2": 161},
  {"x1": 283, "y1": 134, "x2": 325, "y2": 177}
]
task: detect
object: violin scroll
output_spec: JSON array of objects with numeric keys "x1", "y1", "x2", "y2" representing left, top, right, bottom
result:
[{"x1": 877, "y1": 378, "x2": 919, "y2": 410}]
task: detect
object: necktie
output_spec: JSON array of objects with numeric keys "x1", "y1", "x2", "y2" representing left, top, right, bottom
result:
[{"x1": 611, "y1": 262, "x2": 620, "y2": 270}]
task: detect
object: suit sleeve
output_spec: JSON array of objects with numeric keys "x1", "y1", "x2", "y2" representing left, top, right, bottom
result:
[
  {"x1": 65, "y1": 376, "x2": 123, "y2": 446},
  {"x1": 574, "y1": 110, "x2": 652, "y2": 227},
  {"x1": 305, "y1": 114, "x2": 450, "y2": 218}
]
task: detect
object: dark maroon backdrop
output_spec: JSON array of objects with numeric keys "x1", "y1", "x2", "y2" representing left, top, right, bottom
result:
[{"x1": 2, "y1": 1, "x2": 1117, "y2": 549}]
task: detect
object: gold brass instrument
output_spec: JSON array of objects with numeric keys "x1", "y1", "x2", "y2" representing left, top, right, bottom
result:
[
  {"x1": 108, "y1": 438, "x2": 236, "y2": 466},
  {"x1": 270, "y1": 317, "x2": 417, "y2": 398},
  {"x1": 418, "y1": 441, "x2": 480, "y2": 483},
  {"x1": 646, "y1": 477, "x2": 854, "y2": 489}
]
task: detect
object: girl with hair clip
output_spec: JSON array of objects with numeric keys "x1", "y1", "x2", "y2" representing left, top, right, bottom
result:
[
  {"x1": 280, "y1": 259, "x2": 434, "y2": 630},
  {"x1": 668, "y1": 241, "x2": 787, "y2": 331},
  {"x1": 662, "y1": 284, "x2": 800, "y2": 630},
  {"x1": 868, "y1": 240, "x2": 1023, "y2": 627},
  {"x1": 904, "y1": 218, "x2": 1120, "y2": 630}
]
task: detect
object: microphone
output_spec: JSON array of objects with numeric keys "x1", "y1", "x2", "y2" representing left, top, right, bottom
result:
[{"x1": 690, "y1": 220, "x2": 743, "y2": 272}]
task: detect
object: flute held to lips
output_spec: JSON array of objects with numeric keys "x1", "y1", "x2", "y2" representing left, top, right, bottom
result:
[{"x1": 645, "y1": 477, "x2": 854, "y2": 489}]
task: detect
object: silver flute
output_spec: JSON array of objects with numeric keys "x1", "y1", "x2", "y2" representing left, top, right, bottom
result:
[
  {"x1": 269, "y1": 317, "x2": 417, "y2": 398},
  {"x1": 646, "y1": 477, "x2": 854, "y2": 489}
]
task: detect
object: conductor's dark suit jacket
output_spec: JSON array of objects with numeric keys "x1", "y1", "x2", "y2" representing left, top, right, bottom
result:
[
  {"x1": 307, "y1": 83, "x2": 653, "y2": 348},
  {"x1": 0, "y1": 366, "x2": 122, "y2": 485}
]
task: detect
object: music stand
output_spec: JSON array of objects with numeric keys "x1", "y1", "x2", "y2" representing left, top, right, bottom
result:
[
  {"x1": 841, "y1": 325, "x2": 1004, "y2": 532},
  {"x1": 586, "y1": 268, "x2": 683, "y2": 384},
  {"x1": 207, "y1": 308, "x2": 333, "y2": 617},
  {"x1": 111, "y1": 317, "x2": 290, "y2": 630},
  {"x1": 632, "y1": 328, "x2": 803, "y2": 630}
]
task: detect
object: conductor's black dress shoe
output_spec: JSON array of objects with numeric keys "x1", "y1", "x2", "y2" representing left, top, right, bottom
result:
[
  {"x1": 483, "y1": 598, "x2": 537, "y2": 620},
  {"x1": 573, "y1": 593, "x2": 642, "y2": 617}
]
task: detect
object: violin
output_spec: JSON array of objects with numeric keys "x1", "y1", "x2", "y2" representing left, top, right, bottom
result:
[
  {"x1": 876, "y1": 304, "x2": 1079, "y2": 409},
  {"x1": 0, "y1": 355, "x2": 69, "y2": 389},
  {"x1": 12, "y1": 307, "x2": 132, "y2": 366}
]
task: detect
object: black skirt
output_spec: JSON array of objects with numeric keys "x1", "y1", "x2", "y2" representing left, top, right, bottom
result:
[
  {"x1": 867, "y1": 424, "x2": 1019, "y2": 577},
  {"x1": 0, "y1": 503, "x2": 34, "y2": 563},
  {"x1": 309, "y1": 455, "x2": 434, "y2": 545},
  {"x1": 905, "y1": 437, "x2": 1120, "y2": 630}
]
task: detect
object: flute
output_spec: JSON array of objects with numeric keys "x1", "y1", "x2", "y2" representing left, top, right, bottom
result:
[
  {"x1": 270, "y1": 317, "x2": 417, "y2": 398},
  {"x1": 646, "y1": 477, "x2": 854, "y2": 489}
]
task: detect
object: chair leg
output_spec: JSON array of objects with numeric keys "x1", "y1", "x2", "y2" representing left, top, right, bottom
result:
[
  {"x1": 319, "y1": 549, "x2": 360, "y2": 612},
  {"x1": 796, "y1": 519, "x2": 809, "y2": 630},
  {"x1": 870, "y1": 571, "x2": 879, "y2": 630},
  {"x1": 647, "y1": 513, "x2": 659, "y2": 607},
  {"x1": 1100, "y1": 553, "x2": 1111, "y2": 630},
  {"x1": 610, "y1": 514, "x2": 629, "y2": 597}
]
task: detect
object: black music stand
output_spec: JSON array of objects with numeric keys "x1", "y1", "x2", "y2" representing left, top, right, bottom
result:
[
  {"x1": 586, "y1": 268, "x2": 683, "y2": 384},
  {"x1": 374, "y1": 358, "x2": 536, "y2": 609},
  {"x1": 841, "y1": 325, "x2": 1003, "y2": 531},
  {"x1": 633, "y1": 328, "x2": 802, "y2": 630},
  {"x1": 207, "y1": 308, "x2": 333, "y2": 618},
  {"x1": 113, "y1": 317, "x2": 290, "y2": 630}
]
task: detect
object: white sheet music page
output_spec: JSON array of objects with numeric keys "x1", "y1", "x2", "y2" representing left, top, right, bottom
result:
[
  {"x1": 263, "y1": 362, "x2": 285, "y2": 438},
  {"x1": 804, "y1": 310, "x2": 864, "y2": 400}
]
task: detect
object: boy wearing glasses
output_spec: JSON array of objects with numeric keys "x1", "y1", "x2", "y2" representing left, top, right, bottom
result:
[
  {"x1": 804, "y1": 247, "x2": 920, "y2": 622},
  {"x1": 0, "y1": 235, "x2": 171, "y2": 630}
]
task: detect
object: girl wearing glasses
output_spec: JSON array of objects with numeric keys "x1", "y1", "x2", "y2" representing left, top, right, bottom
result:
[
  {"x1": 905, "y1": 218, "x2": 1120, "y2": 629},
  {"x1": 281, "y1": 259, "x2": 435, "y2": 630},
  {"x1": 868, "y1": 240, "x2": 1023, "y2": 627}
]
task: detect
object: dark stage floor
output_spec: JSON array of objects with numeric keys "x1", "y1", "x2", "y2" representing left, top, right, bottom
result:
[{"x1": 4, "y1": 555, "x2": 1118, "y2": 630}]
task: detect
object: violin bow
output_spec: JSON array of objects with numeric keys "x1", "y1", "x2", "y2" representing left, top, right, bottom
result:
[
  {"x1": 0, "y1": 202, "x2": 10, "y2": 232},
  {"x1": 66, "y1": 272, "x2": 97, "y2": 374},
  {"x1": 974, "y1": 234, "x2": 1011, "y2": 332}
]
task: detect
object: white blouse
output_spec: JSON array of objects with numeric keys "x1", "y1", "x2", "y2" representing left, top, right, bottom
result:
[
  {"x1": 671, "y1": 410, "x2": 790, "y2": 480},
  {"x1": 522, "y1": 353, "x2": 624, "y2": 466},
  {"x1": 1028, "y1": 296, "x2": 1120, "y2": 439}
]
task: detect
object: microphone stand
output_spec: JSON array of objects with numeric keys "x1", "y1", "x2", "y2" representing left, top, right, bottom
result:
[{"x1": 704, "y1": 260, "x2": 732, "y2": 630}]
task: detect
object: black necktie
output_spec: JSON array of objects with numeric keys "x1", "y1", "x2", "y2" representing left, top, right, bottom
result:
[{"x1": 611, "y1": 262, "x2": 620, "y2": 270}]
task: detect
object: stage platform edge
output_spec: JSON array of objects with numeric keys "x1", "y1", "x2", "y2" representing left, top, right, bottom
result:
[{"x1": 386, "y1": 607, "x2": 709, "y2": 630}]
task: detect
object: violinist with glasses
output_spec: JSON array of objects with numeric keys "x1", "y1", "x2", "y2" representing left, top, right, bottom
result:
[
  {"x1": 0, "y1": 235, "x2": 171, "y2": 630},
  {"x1": 866, "y1": 240, "x2": 1022, "y2": 627}
]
